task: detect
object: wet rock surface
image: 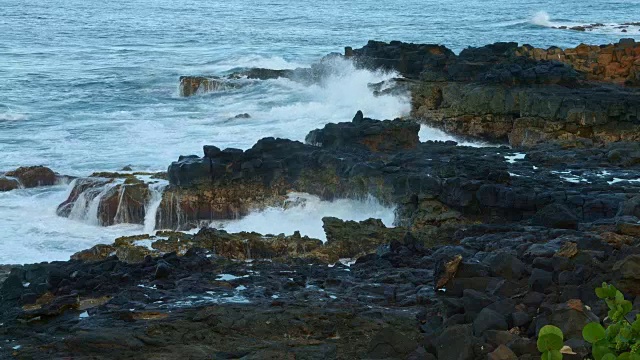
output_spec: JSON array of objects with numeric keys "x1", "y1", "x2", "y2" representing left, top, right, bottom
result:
[
  {"x1": 178, "y1": 54, "x2": 356, "y2": 97},
  {"x1": 158, "y1": 111, "x2": 640, "y2": 233},
  {"x1": 56, "y1": 172, "x2": 167, "y2": 226},
  {"x1": 0, "y1": 166, "x2": 65, "y2": 191},
  {"x1": 6, "y1": 40, "x2": 640, "y2": 359},
  {"x1": 2, "y1": 219, "x2": 640, "y2": 358},
  {"x1": 349, "y1": 39, "x2": 640, "y2": 147}
]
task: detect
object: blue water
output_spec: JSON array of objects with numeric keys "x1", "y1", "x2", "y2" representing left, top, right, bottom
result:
[{"x1": 1, "y1": 0, "x2": 638, "y2": 263}]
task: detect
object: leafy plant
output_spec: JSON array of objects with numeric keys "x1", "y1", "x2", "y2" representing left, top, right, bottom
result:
[
  {"x1": 583, "y1": 283, "x2": 640, "y2": 360},
  {"x1": 538, "y1": 325, "x2": 565, "y2": 360},
  {"x1": 538, "y1": 283, "x2": 640, "y2": 360}
]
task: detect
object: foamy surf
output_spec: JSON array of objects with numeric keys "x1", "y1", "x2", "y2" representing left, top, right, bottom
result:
[
  {"x1": 0, "y1": 112, "x2": 28, "y2": 121},
  {"x1": 530, "y1": 11, "x2": 640, "y2": 35},
  {"x1": 186, "y1": 55, "x2": 308, "y2": 74},
  {"x1": 0, "y1": 56, "x2": 414, "y2": 263},
  {"x1": 0, "y1": 184, "x2": 145, "y2": 264},
  {"x1": 419, "y1": 125, "x2": 497, "y2": 147},
  {"x1": 212, "y1": 192, "x2": 396, "y2": 242}
]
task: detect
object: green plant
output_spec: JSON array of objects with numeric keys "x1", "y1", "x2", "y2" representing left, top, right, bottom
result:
[
  {"x1": 538, "y1": 325, "x2": 565, "y2": 360},
  {"x1": 537, "y1": 282, "x2": 640, "y2": 360},
  {"x1": 582, "y1": 283, "x2": 640, "y2": 360}
]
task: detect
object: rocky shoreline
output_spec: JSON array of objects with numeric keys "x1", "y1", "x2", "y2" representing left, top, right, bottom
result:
[{"x1": 2, "y1": 39, "x2": 640, "y2": 359}]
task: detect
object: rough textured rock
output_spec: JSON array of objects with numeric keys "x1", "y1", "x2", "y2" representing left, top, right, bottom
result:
[
  {"x1": 306, "y1": 111, "x2": 420, "y2": 152},
  {"x1": 178, "y1": 55, "x2": 352, "y2": 97},
  {"x1": 532, "y1": 204, "x2": 579, "y2": 230},
  {"x1": 0, "y1": 176, "x2": 20, "y2": 191},
  {"x1": 56, "y1": 172, "x2": 166, "y2": 226},
  {"x1": 4, "y1": 206, "x2": 640, "y2": 358},
  {"x1": 515, "y1": 39, "x2": 640, "y2": 86},
  {"x1": 178, "y1": 76, "x2": 230, "y2": 96},
  {"x1": 73, "y1": 217, "x2": 416, "y2": 264},
  {"x1": 8, "y1": 39, "x2": 640, "y2": 360},
  {"x1": 348, "y1": 40, "x2": 640, "y2": 147},
  {"x1": 4, "y1": 166, "x2": 58, "y2": 188},
  {"x1": 156, "y1": 113, "x2": 640, "y2": 235}
]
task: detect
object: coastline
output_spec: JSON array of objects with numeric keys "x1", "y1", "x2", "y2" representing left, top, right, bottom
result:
[{"x1": 1, "y1": 38, "x2": 640, "y2": 359}]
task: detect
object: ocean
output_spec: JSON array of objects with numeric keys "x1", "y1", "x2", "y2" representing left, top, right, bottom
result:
[{"x1": 1, "y1": 0, "x2": 639, "y2": 263}]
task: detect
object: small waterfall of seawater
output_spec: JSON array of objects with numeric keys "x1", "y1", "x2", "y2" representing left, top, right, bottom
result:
[
  {"x1": 67, "y1": 181, "x2": 119, "y2": 225},
  {"x1": 85, "y1": 182, "x2": 118, "y2": 226},
  {"x1": 143, "y1": 181, "x2": 168, "y2": 233}
]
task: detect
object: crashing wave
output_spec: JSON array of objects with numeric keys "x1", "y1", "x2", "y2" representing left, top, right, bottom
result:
[{"x1": 531, "y1": 11, "x2": 640, "y2": 34}]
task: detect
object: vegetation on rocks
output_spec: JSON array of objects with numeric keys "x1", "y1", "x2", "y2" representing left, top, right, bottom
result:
[{"x1": 539, "y1": 283, "x2": 640, "y2": 360}]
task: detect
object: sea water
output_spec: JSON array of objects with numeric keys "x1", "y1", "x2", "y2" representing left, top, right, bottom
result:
[{"x1": 1, "y1": 0, "x2": 638, "y2": 263}]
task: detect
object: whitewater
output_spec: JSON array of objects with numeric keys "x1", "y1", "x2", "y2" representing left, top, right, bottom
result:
[{"x1": 1, "y1": 0, "x2": 639, "y2": 263}]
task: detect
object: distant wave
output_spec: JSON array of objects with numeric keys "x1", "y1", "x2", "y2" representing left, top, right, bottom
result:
[
  {"x1": 183, "y1": 55, "x2": 308, "y2": 74},
  {"x1": 531, "y1": 11, "x2": 554, "y2": 27},
  {"x1": 530, "y1": 11, "x2": 640, "y2": 35},
  {"x1": 0, "y1": 112, "x2": 28, "y2": 121}
]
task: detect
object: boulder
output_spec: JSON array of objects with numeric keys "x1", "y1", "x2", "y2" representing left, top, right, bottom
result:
[
  {"x1": 473, "y1": 307, "x2": 508, "y2": 336},
  {"x1": 179, "y1": 76, "x2": 228, "y2": 97},
  {"x1": 548, "y1": 299, "x2": 600, "y2": 339},
  {"x1": 321, "y1": 217, "x2": 406, "y2": 262},
  {"x1": 5, "y1": 166, "x2": 57, "y2": 188},
  {"x1": 0, "y1": 176, "x2": 20, "y2": 191},
  {"x1": 305, "y1": 111, "x2": 420, "y2": 152},
  {"x1": 434, "y1": 324, "x2": 477, "y2": 360},
  {"x1": 488, "y1": 344, "x2": 517, "y2": 360},
  {"x1": 532, "y1": 204, "x2": 579, "y2": 229}
]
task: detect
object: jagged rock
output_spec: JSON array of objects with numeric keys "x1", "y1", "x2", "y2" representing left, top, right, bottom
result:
[
  {"x1": 321, "y1": 217, "x2": 406, "y2": 262},
  {"x1": 305, "y1": 111, "x2": 420, "y2": 152},
  {"x1": 71, "y1": 244, "x2": 117, "y2": 262},
  {"x1": 616, "y1": 222, "x2": 640, "y2": 237},
  {"x1": 156, "y1": 113, "x2": 640, "y2": 236},
  {"x1": 179, "y1": 76, "x2": 229, "y2": 96},
  {"x1": 515, "y1": 39, "x2": 640, "y2": 85},
  {"x1": 56, "y1": 177, "x2": 113, "y2": 217},
  {"x1": 349, "y1": 40, "x2": 640, "y2": 147},
  {"x1": 56, "y1": 172, "x2": 165, "y2": 227},
  {"x1": 434, "y1": 255, "x2": 462, "y2": 289}
]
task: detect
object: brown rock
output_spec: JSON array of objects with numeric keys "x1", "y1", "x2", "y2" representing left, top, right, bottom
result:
[
  {"x1": 71, "y1": 244, "x2": 117, "y2": 262},
  {"x1": 179, "y1": 76, "x2": 227, "y2": 97},
  {"x1": 488, "y1": 344, "x2": 517, "y2": 360},
  {"x1": 616, "y1": 222, "x2": 640, "y2": 237},
  {"x1": 436, "y1": 255, "x2": 462, "y2": 289},
  {"x1": 555, "y1": 242, "x2": 578, "y2": 258},
  {"x1": 0, "y1": 176, "x2": 20, "y2": 191},
  {"x1": 614, "y1": 255, "x2": 640, "y2": 280},
  {"x1": 6, "y1": 166, "x2": 57, "y2": 188}
]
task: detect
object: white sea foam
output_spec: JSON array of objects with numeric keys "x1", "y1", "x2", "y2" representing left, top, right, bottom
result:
[
  {"x1": 188, "y1": 55, "x2": 307, "y2": 74},
  {"x1": 530, "y1": 11, "x2": 640, "y2": 35},
  {"x1": 0, "y1": 184, "x2": 144, "y2": 264},
  {"x1": 0, "y1": 57, "x2": 409, "y2": 264},
  {"x1": 213, "y1": 192, "x2": 396, "y2": 242},
  {"x1": 419, "y1": 125, "x2": 496, "y2": 147},
  {"x1": 0, "y1": 112, "x2": 28, "y2": 121},
  {"x1": 531, "y1": 11, "x2": 554, "y2": 27},
  {"x1": 143, "y1": 181, "x2": 168, "y2": 234}
]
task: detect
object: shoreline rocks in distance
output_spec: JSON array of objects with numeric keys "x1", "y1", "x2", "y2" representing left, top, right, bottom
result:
[{"x1": 0, "y1": 166, "x2": 68, "y2": 192}]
